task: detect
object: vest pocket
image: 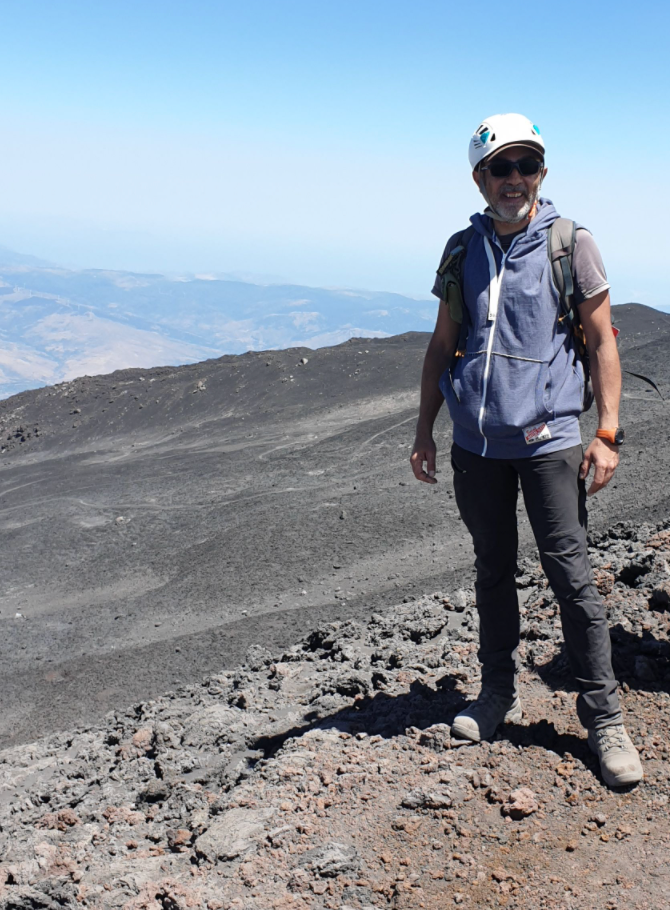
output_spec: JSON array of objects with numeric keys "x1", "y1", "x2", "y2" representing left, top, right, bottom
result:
[
  {"x1": 536, "y1": 361, "x2": 553, "y2": 421},
  {"x1": 439, "y1": 366, "x2": 457, "y2": 404},
  {"x1": 484, "y1": 355, "x2": 552, "y2": 432},
  {"x1": 551, "y1": 362, "x2": 589, "y2": 418},
  {"x1": 445, "y1": 355, "x2": 487, "y2": 431},
  {"x1": 447, "y1": 367, "x2": 461, "y2": 403}
]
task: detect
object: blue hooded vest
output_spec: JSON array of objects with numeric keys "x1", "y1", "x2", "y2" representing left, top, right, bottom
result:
[{"x1": 438, "y1": 199, "x2": 585, "y2": 459}]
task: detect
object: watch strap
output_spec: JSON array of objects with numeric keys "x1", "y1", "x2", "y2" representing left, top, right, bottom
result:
[{"x1": 596, "y1": 428, "x2": 619, "y2": 444}]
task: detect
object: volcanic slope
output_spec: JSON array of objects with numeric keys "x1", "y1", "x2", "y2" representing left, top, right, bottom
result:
[{"x1": 0, "y1": 303, "x2": 668, "y2": 747}]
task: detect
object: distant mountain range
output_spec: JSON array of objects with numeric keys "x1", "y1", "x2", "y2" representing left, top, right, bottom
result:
[
  {"x1": 0, "y1": 246, "x2": 437, "y2": 400},
  {"x1": 1, "y1": 246, "x2": 667, "y2": 402}
]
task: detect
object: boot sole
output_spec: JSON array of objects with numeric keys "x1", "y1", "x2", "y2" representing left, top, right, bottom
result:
[{"x1": 451, "y1": 703, "x2": 523, "y2": 743}]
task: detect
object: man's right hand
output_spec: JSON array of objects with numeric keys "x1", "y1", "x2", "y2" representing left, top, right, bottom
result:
[{"x1": 410, "y1": 434, "x2": 438, "y2": 484}]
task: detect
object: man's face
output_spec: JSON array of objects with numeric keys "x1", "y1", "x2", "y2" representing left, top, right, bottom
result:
[{"x1": 474, "y1": 145, "x2": 547, "y2": 223}]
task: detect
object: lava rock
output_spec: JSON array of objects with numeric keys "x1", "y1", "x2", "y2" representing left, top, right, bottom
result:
[
  {"x1": 651, "y1": 581, "x2": 670, "y2": 608},
  {"x1": 299, "y1": 842, "x2": 360, "y2": 878},
  {"x1": 195, "y1": 808, "x2": 276, "y2": 862},
  {"x1": 401, "y1": 788, "x2": 452, "y2": 810},
  {"x1": 502, "y1": 788, "x2": 539, "y2": 819}
]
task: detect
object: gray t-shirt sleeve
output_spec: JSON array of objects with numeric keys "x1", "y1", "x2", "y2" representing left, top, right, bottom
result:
[{"x1": 573, "y1": 229, "x2": 610, "y2": 305}]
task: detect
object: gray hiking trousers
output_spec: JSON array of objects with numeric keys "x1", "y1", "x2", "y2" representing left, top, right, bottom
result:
[{"x1": 450, "y1": 441, "x2": 622, "y2": 731}]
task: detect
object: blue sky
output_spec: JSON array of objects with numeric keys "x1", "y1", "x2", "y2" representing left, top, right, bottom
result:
[{"x1": 1, "y1": 0, "x2": 668, "y2": 306}]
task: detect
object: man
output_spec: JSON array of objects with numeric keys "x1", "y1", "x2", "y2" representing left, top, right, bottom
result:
[{"x1": 410, "y1": 113, "x2": 642, "y2": 788}]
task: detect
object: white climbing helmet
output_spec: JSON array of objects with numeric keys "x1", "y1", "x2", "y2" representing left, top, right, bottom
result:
[{"x1": 468, "y1": 113, "x2": 545, "y2": 170}]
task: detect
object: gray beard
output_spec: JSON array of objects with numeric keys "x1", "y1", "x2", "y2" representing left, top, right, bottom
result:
[{"x1": 480, "y1": 182, "x2": 542, "y2": 223}]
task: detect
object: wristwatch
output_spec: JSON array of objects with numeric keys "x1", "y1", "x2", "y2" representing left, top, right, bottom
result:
[{"x1": 596, "y1": 427, "x2": 625, "y2": 445}]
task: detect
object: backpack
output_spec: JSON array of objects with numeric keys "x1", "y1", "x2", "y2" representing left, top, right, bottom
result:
[
  {"x1": 436, "y1": 219, "x2": 663, "y2": 411},
  {"x1": 548, "y1": 219, "x2": 663, "y2": 406}
]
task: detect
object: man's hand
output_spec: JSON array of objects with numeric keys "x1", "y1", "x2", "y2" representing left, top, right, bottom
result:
[
  {"x1": 410, "y1": 434, "x2": 438, "y2": 484},
  {"x1": 579, "y1": 437, "x2": 619, "y2": 496}
]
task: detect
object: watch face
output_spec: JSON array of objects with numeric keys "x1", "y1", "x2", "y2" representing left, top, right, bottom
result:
[{"x1": 614, "y1": 428, "x2": 625, "y2": 445}]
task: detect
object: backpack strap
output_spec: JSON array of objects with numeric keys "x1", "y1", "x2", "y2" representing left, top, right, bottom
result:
[
  {"x1": 436, "y1": 226, "x2": 476, "y2": 305},
  {"x1": 437, "y1": 225, "x2": 476, "y2": 275},
  {"x1": 548, "y1": 217, "x2": 577, "y2": 326},
  {"x1": 549, "y1": 219, "x2": 589, "y2": 365},
  {"x1": 548, "y1": 218, "x2": 595, "y2": 410},
  {"x1": 436, "y1": 226, "x2": 475, "y2": 382},
  {"x1": 623, "y1": 370, "x2": 664, "y2": 400}
]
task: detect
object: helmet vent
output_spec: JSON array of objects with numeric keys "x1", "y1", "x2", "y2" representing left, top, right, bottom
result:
[{"x1": 489, "y1": 133, "x2": 496, "y2": 141}]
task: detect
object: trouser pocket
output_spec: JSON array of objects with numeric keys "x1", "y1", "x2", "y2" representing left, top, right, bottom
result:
[{"x1": 450, "y1": 453, "x2": 467, "y2": 474}]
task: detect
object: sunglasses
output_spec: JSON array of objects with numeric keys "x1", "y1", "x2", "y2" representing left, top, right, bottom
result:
[{"x1": 480, "y1": 157, "x2": 544, "y2": 179}]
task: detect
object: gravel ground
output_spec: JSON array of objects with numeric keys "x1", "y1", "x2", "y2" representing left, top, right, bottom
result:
[{"x1": 1, "y1": 518, "x2": 669, "y2": 910}]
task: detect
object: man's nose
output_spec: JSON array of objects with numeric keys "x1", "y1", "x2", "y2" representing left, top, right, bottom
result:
[{"x1": 504, "y1": 168, "x2": 524, "y2": 187}]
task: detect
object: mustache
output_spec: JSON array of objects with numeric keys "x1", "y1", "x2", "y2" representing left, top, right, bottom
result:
[{"x1": 499, "y1": 186, "x2": 528, "y2": 197}]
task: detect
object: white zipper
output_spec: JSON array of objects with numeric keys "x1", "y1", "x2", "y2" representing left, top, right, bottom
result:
[{"x1": 477, "y1": 233, "x2": 522, "y2": 456}]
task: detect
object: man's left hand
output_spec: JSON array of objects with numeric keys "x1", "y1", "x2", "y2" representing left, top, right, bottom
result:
[{"x1": 579, "y1": 437, "x2": 620, "y2": 496}]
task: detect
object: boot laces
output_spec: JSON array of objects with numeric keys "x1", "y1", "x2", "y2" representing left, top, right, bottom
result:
[
  {"x1": 594, "y1": 725, "x2": 627, "y2": 753},
  {"x1": 472, "y1": 689, "x2": 513, "y2": 710}
]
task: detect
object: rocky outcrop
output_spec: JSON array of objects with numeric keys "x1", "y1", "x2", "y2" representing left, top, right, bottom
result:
[{"x1": 1, "y1": 520, "x2": 670, "y2": 909}]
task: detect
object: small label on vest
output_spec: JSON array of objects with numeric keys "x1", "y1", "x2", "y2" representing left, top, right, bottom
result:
[{"x1": 523, "y1": 422, "x2": 552, "y2": 445}]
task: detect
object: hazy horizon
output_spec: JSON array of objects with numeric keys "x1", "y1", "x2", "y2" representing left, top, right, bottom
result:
[
  {"x1": 1, "y1": 242, "x2": 669, "y2": 316},
  {"x1": 1, "y1": 0, "x2": 668, "y2": 306}
]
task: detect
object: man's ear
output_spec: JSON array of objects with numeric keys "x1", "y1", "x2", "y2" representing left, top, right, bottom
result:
[{"x1": 472, "y1": 168, "x2": 482, "y2": 189}]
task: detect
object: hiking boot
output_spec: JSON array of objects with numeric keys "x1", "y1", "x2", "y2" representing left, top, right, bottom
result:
[
  {"x1": 451, "y1": 690, "x2": 522, "y2": 742},
  {"x1": 587, "y1": 724, "x2": 643, "y2": 788}
]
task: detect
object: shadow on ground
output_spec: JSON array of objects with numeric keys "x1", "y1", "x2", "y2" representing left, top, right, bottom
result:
[
  {"x1": 251, "y1": 672, "x2": 602, "y2": 779},
  {"x1": 535, "y1": 621, "x2": 670, "y2": 697}
]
